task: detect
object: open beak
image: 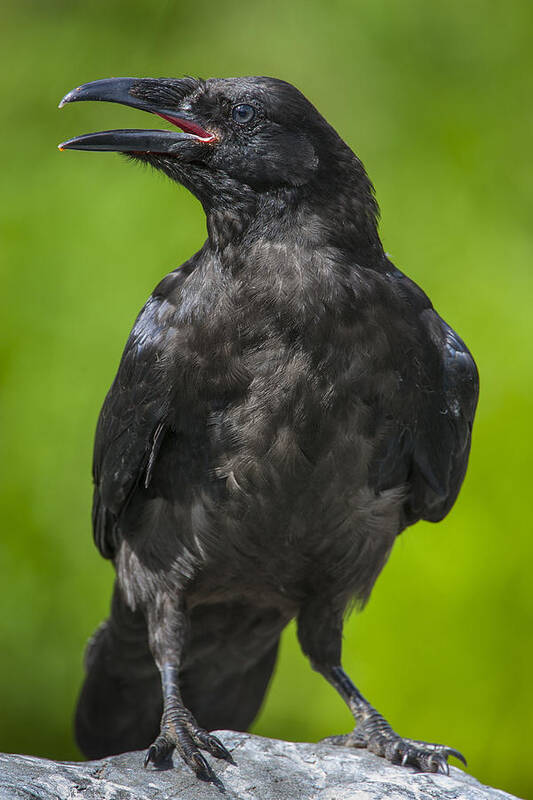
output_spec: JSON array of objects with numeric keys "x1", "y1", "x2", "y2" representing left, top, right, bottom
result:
[{"x1": 58, "y1": 77, "x2": 216, "y2": 154}]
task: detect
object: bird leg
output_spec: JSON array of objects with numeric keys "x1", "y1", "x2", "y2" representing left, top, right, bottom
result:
[
  {"x1": 144, "y1": 594, "x2": 234, "y2": 782},
  {"x1": 319, "y1": 665, "x2": 466, "y2": 775},
  {"x1": 297, "y1": 604, "x2": 465, "y2": 775}
]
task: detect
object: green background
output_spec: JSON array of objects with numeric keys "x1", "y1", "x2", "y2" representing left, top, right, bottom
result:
[{"x1": 1, "y1": 1, "x2": 532, "y2": 797}]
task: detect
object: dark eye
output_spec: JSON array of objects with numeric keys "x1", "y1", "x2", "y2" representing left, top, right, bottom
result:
[{"x1": 232, "y1": 104, "x2": 256, "y2": 124}]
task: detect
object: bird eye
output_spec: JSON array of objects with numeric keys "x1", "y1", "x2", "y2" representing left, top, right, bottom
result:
[{"x1": 232, "y1": 104, "x2": 256, "y2": 124}]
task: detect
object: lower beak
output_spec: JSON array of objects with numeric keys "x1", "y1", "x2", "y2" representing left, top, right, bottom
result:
[
  {"x1": 58, "y1": 77, "x2": 215, "y2": 154},
  {"x1": 58, "y1": 128, "x2": 198, "y2": 154}
]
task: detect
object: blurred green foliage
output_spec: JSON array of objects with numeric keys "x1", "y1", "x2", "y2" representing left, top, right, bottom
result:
[{"x1": 1, "y1": 0, "x2": 532, "y2": 797}]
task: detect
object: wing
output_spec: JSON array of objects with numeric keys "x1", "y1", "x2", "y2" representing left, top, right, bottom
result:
[
  {"x1": 372, "y1": 270, "x2": 479, "y2": 529},
  {"x1": 92, "y1": 264, "x2": 193, "y2": 558},
  {"x1": 405, "y1": 309, "x2": 479, "y2": 525}
]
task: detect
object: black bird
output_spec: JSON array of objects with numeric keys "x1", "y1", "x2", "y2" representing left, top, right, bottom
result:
[{"x1": 58, "y1": 76, "x2": 478, "y2": 783}]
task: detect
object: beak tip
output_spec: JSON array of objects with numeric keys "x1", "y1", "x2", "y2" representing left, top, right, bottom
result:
[{"x1": 58, "y1": 86, "x2": 81, "y2": 109}]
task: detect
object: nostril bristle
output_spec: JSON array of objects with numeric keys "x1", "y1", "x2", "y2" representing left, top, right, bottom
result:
[{"x1": 129, "y1": 77, "x2": 202, "y2": 107}]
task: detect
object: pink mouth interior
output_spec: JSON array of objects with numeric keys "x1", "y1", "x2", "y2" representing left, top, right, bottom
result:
[{"x1": 156, "y1": 112, "x2": 216, "y2": 143}]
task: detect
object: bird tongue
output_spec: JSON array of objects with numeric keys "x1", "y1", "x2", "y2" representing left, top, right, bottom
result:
[{"x1": 156, "y1": 113, "x2": 215, "y2": 142}]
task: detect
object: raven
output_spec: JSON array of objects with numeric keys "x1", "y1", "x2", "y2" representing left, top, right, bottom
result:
[{"x1": 59, "y1": 76, "x2": 478, "y2": 782}]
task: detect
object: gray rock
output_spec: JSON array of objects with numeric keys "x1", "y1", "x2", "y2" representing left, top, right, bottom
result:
[{"x1": 0, "y1": 732, "x2": 521, "y2": 800}]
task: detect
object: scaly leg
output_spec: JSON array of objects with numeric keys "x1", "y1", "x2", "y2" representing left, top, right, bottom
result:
[
  {"x1": 144, "y1": 593, "x2": 234, "y2": 783},
  {"x1": 321, "y1": 666, "x2": 466, "y2": 774},
  {"x1": 298, "y1": 603, "x2": 466, "y2": 775}
]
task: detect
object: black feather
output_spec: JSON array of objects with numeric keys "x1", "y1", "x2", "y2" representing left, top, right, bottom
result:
[{"x1": 70, "y1": 75, "x2": 479, "y2": 768}]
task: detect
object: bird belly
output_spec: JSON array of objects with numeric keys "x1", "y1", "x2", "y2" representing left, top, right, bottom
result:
[
  {"x1": 115, "y1": 427, "x2": 404, "y2": 616},
  {"x1": 115, "y1": 336, "x2": 407, "y2": 613}
]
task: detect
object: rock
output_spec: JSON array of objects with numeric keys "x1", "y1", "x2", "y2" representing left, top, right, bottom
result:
[{"x1": 0, "y1": 732, "x2": 521, "y2": 800}]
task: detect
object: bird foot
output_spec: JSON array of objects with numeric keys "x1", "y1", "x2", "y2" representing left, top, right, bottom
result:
[
  {"x1": 322, "y1": 722, "x2": 466, "y2": 775},
  {"x1": 144, "y1": 714, "x2": 235, "y2": 783}
]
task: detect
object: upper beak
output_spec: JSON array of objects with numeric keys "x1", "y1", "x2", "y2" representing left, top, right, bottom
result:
[{"x1": 58, "y1": 77, "x2": 216, "y2": 154}]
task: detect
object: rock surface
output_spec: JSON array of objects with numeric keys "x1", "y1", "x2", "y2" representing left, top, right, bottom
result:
[{"x1": 0, "y1": 732, "x2": 521, "y2": 800}]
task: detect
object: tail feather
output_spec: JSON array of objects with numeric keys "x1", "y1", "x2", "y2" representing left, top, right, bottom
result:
[
  {"x1": 75, "y1": 591, "x2": 162, "y2": 758},
  {"x1": 181, "y1": 638, "x2": 279, "y2": 732}
]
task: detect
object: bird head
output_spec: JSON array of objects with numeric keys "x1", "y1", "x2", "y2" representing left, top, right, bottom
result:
[{"x1": 59, "y1": 76, "x2": 378, "y2": 249}]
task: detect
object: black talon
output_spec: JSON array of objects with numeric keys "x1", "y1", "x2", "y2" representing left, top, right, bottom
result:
[
  {"x1": 448, "y1": 748, "x2": 467, "y2": 766},
  {"x1": 143, "y1": 747, "x2": 154, "y2": 768},
  {"x1": 208, "y1": 737, "x2": 235, "y2": 764},
  {"x1": 144, "y1": 742, "x2": 166, "y2": 768},
  {"x1": 144, "y1": 734, "x2": 174, "y2": 768},
  {"x1": 191, "y1": 751, "x2": 217, "y2": 783},
  {"x1": 433, "y1": 755, "x2": 450, "y2": 776},
  {"x1": 190, "y1": 729, "x2": 235, "y2": 764}
]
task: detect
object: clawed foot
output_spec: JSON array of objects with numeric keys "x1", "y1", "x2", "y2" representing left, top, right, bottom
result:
[
  {"x1": 323, "y1": 723, "x2": 466, "y2": 775},
  {"x1": 144, "y1": 714, "x2": 235, "y2": 783}
]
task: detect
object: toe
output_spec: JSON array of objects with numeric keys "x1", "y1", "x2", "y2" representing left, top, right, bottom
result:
[
  {"x1": 144, "y1": 734, "x2": 174, "y2": 768},
  {"x1": 434, "y1": 755, "x2": 450, "y2": 776},
  {"x1": 427, "y1": 752, "x2": 449, "y2": 775},
  {"x1": 367, "y1": 736, "x2": 386, "y2": 758},
  {"x1": 190, "y1": 751, "x2": 217, "y2": 783},
  {"x1": 193, "y1": 730, "x2": 235, "y2": 764},
  {"x1": 384, "y1": 738, "x2": 408, "y2": 764},
  {"x1": 405, "y1": 739, "x2": 467, "y2": 766}
]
